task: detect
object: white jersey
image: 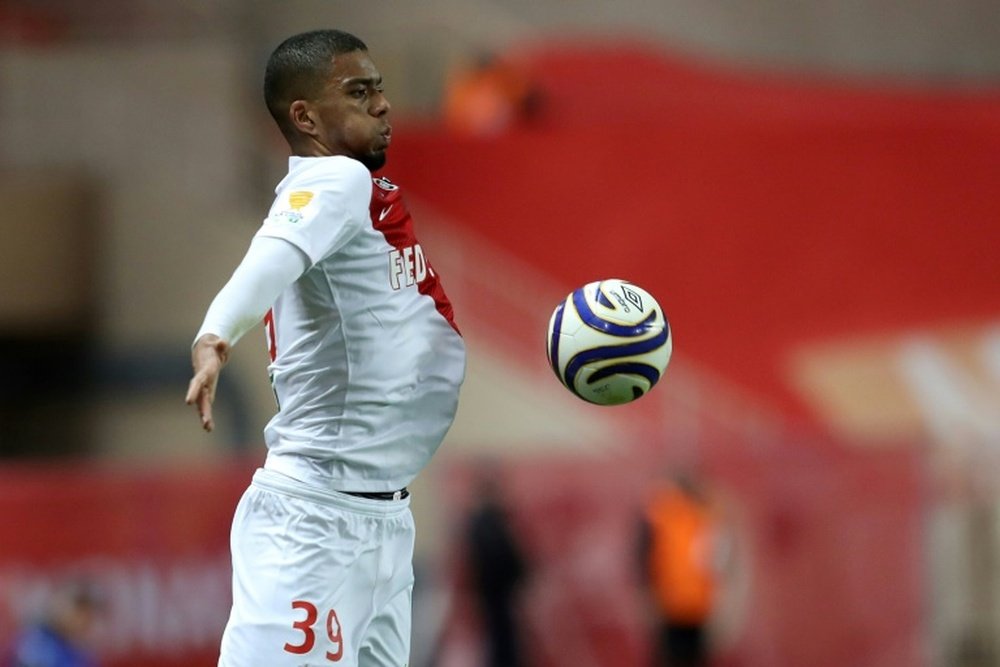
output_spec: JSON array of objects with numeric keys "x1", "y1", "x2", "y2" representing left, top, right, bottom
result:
[{"x1": 254, "y1": 155, "x2": 465, "y2": 492}]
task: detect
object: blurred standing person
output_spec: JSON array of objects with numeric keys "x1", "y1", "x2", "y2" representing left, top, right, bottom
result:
[
  {"x1": 638, "y1": 472, "x2": 723, "y2": 667},
  {"x1": 3, "y1": 579, "x2": 104, "y2": 667},
  {"x1": 464, "y1": 464, "x2": 530, "y2": 667},
  {"x1": 185, "y1": 29, "x2": 465, "y2": 666},
  {"x1": 442, "y1": 51, "x2": 542, "y2": 137}
]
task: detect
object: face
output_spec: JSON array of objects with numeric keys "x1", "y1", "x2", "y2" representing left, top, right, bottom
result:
[{"x1": 293, "y1": 49, "x2": 392, "y2": 169}]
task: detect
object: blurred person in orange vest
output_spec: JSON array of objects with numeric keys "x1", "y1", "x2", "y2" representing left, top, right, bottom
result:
[
  {"x1": 638, "y1": 471, "x2": 724, "y2": 667},
  {"x1": 442, "y1": 50, "x2": 541, "y2": 137}
]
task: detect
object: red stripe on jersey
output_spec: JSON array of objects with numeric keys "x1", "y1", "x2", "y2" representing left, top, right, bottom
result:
[
  {"x1": 263, "y1": 308, "x2": 277, "y2": 361},
  {"x1": 369, "y1": 177, "x2": 461, "y2": 335}
]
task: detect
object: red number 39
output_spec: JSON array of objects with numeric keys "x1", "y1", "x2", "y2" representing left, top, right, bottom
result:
[{"x1": 283, "y1": 600, "x2": 344, "y2": 662}]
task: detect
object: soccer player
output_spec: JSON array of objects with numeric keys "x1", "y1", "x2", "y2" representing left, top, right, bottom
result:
[{"x1": 185, "y1": 29, "x2": 466, "y2": 666}]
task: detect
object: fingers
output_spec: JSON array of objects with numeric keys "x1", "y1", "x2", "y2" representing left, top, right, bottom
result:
[
  {"x1": 185, "y1": 373, "x2": 215, "y2": 432},
  {"x1": 198, "y1": 392, "x2": 215, "y2": 432},
  {"x1": 185, "y1": 375, "x2": 203, "y2": 406},
  {"x1": 187, "y1": 337, "x2": 228, "y2": 433}
]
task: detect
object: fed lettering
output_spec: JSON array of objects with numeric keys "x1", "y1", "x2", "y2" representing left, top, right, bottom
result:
[{"x1": 388, "y1": 243, "x2": 427, "y2": 290}]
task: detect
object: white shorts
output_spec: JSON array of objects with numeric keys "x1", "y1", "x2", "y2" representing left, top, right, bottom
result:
[{"x1": 218, "y1": 468, "x2": 415, "y2": 667}]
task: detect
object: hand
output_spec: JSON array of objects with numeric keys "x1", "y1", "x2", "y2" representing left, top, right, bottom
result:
[{"x1": 185, "y1": 334, "x2": 231, "y2": 432}]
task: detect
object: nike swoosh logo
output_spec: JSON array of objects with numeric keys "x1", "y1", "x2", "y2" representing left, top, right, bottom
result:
[{"x1": 378, "y1": 205, "x2": 393, "y2": 221}]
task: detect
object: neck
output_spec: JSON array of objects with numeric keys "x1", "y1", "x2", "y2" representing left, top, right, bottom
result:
[{"x1": 291, "y1": 136, "x2": 334, "y2": 158}]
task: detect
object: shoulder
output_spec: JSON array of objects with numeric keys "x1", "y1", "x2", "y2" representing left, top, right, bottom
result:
[
  {"x1": 277, "y1": 157, "x2": 373, "y2": 223},
  {"x1": 291, "y1": 156, "x2": 372, "y2": 193},
  {"x1": 9, "y1": 625, "x2": 70, "y2": 664}
]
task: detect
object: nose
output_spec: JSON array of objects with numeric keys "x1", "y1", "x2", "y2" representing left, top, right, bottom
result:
[{"x1": 371, "y1": 91, "x2": 391, "y2": 117}]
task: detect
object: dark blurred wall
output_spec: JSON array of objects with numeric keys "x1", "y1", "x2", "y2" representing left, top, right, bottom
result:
[{"x1": 0, "y1": 171, "x2": 98, "y2": 457}]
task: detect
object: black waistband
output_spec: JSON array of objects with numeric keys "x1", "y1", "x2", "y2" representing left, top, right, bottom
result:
[{"x1": 342, "y1": 488, "x2": 409, "y2": 501}]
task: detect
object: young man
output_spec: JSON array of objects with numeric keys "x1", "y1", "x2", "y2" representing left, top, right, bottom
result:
[{"x1": 185, "y1": 30, "x2": 466, "y2": 666}]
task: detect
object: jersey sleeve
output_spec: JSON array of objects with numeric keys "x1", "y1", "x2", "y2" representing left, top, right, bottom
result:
[
  {"x1": 256, "y1": 156, "x2": 373, "y2": 265},
  {"x1": 194, "y1": 235, "x2": 310, "y2": 347}
]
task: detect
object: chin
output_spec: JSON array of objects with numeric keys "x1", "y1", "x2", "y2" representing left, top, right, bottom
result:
[{"x1": 358, "y1": 151, "x2": 387, "y2": 172}]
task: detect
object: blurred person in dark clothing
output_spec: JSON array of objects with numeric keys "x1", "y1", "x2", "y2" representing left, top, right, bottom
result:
[
  {"x1": 464, "y1": 464, "x2": 530, "y2": 667},
  {"x1": 3, "y1": 579, "x2": 105, "y2": 667}
]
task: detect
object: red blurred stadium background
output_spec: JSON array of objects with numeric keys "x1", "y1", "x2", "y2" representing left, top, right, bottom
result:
[{"x1": 1, "y1": 31, "x2": 998, "y2": 667}]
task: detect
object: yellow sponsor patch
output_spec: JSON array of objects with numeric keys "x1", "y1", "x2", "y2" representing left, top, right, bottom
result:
[{"x1": 288, "y1": 191, "x2": 314, "y2": 210}]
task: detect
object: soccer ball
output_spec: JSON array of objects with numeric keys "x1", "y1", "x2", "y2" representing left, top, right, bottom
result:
[{"x1": 546, "y1": 279, "x2": 672, "y2": 405}]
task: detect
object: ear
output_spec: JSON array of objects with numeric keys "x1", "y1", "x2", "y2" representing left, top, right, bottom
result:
[{"x1": 289, "y1": 100, "x2": 318, "y2": 137}]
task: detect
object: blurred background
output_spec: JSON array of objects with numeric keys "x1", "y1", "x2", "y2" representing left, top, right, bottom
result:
[{"x1": 1, "y1": 1, "x2": 998, "y2": 665}]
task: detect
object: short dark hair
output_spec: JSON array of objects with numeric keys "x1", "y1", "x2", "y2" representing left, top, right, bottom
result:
[{"x1": 264, "y1": 29, "x2": 368, "y2": 141}]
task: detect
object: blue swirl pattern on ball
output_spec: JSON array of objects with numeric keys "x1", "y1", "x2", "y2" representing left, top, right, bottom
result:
[
  {"x1": 572, "y1": 288, "x2": 660, "y2": 337},
  {"x1": 547, "y1": 279, "x2": 672, "y2": 405},
  {"x1": 562, "y1": 325, "x2": 669, "y2": 391},
  {"x1": 547, "y1": 301, "x2": 566, "y2": 381}
]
